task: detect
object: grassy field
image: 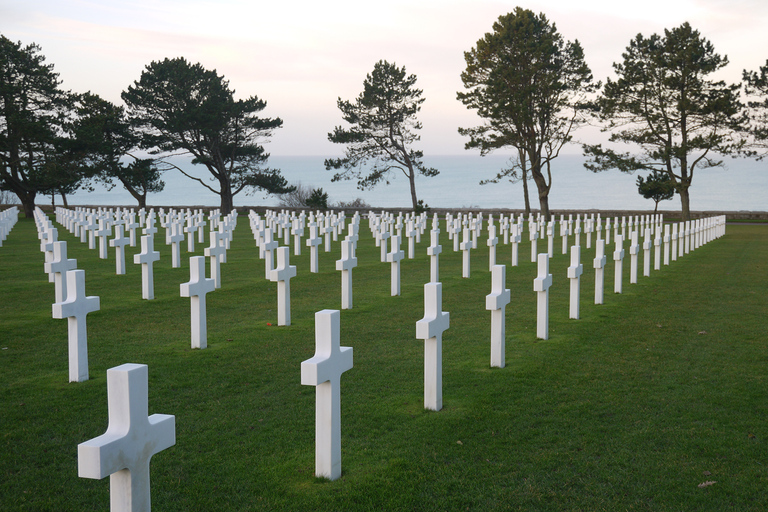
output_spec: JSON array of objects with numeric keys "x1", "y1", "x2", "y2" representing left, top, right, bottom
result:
[{"x1": 1, "y1": 211, "x2": 767, "y2": 511}]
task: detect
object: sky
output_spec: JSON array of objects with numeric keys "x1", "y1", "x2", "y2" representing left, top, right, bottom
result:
[{"x1": 3, "y1": 0, "x2": 768, "y2": 156}]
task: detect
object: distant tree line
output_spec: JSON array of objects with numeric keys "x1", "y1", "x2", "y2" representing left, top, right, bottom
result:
[{"x1": 2, "y1": 10, "x2": 767, "y2": 220}]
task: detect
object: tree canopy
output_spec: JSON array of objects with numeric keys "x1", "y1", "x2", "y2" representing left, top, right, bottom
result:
[
  {"x1": 743, "y1": 60, "x2": 768, "y2": 156},
  {"x1": 0, "y1": 35, "x2": 73, "y2": 217},
  {"x1": 636, "y1": 170, "x2": 675, "y2": 213},
  {"x1": 457, "y1": 8, "x2": 595, "y2": 220},
  {"x1": 583, "y1": 22, "x2": 746, "y2": 221},
  {"x1": 325, "y1": 60, "x2": 437, "y2": 211},
  {"x1": 122, "y1": 57, "x2": 292, "y2": 214}
]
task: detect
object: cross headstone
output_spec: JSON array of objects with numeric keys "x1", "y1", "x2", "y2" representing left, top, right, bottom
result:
[
  {"x1": 300, "y1": 310, "x2": 353, "y2": 481},
  {"x1": 134, "y1": 235, "x2": 160, "y2": 300},
  {"x1": 567, "y1": 245, "x2": 583, "y2": 320},
  {"x1": 379, "y1": 228, "x2": 390, "y2": 263},
  {"x1": 168, "y1": 222, "x2": 185, "y2": 269},
  {"x1": 487, "y1": 223, "x2": 499, "y2": 270},
  {"x1": 270, "y1": 247, "x2": 297, "y2": 325},
  {"x1": 533, "y1": 253, "x2": 552, "y2": 340},
  {"x1": 52, "y1": 269, "x2": 100, "y2": 382},
  {"x1": 78, "y1": 363, "x2": 175, "y2": 512},
  {"x1": 387, "y1": 235, "x2": 405, "y2": 296},
  {"x1": 45, "y1": 241, "x2": 77, "y2": 304},
  {"x1": 510, "y1": 224, "x2": 521, "y2": 267},
  {"x1": 486, "y1": 265, "x2": 510, "y2": 368},
  {"x1": 335, "y1": 240, "x2": 357, "y2": 310},
  {"x1": 593, "y1": 238, "x2": 607, "y2": 305},
  {"x1": 530, "y1": 220, "x2": 539, "y2": 263},
  {"x1": 406, "y1": 219, "x2": 417, "y2": 259},
  {"x1": 416, "y1": 282, "x2": 450, "y2": 411},
  {"x1": 180, "y1": 256, "x2": 216, "y2": 349},
  {"x1": 629, "y1": 231, "x2": 640, "y2": 284},
  {"x1": 663, "y1": 224, "x2": 671, "y2": 266},
  {"x1": 204, "y1": 231, "x2": 224, "y2": 289},
  {"x1": 613, "y1": 235, "x2": 625, "y2": 294},
  {"x1": 263, "y1": 228, "x2": 279, "y2": 279},
  {"x1": 109, "y1": 225, "x2": 130, "y2": 275},
  {"x1": 306, "y1": 222, "x2": 322, "y2": 273},
  {"x1": 460, "y1": 228, "x2": 472, "y2": 279},
  {"x1": 96, "y1": 219, "x2": 111, "y2": 260},
  {"x1": 427, "y1": 227, "x2": 442, "y2": 283},
  {"x1": 642, "y1": 228, "x2": 652, "y2": 277}
]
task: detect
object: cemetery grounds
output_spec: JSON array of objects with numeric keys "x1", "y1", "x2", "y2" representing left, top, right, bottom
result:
[{"x1": 1, "y1": 213, "x2": 767, "y2": 511}]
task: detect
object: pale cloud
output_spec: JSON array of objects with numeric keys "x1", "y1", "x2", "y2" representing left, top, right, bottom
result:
[{"x1": 3, "y1": 0, "x2": 767, "y2": 155}]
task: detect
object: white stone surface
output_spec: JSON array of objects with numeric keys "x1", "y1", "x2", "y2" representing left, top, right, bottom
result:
[
  {"x1": 270, "y1": 246, "x2": 297, "y2": 325},
  {"x1": 427, "y1": 227, "x2": 442, "y2": 283},
  {"x1": 613, "y1": 235, "x2": 625, "y2": 294},
  {"x1": 134, "y1": 235, "x2": 160, "y2": 300},
  {"x1": 593, "y1": 238, "x2": 607, "y2": 305},
  {"x1": 180, "y1": 256, "x2": 216, "y2": 349},
  {"x1": 301, "y1": 310, "x2": 353, "y2": 481},
  {"x1": 110, "y1": 225, "x2": 130, "y2": 275},
  {"x1": 45, "y1": 241, "x2": 77, "y2": 304},
  {"x1": 52, "y1": 269, "x2": 100, "y2": 382},
  {"x1": 78, "y1": 363, "x2": 175, "y2": 512},
  {"x1": 416, "y1": 282, "x2": 450, "y2": 411},
  {"x1": 335, "y1": 240, "x2": 357, "y2": 310},
  {"x1": 567, "y1": 245, "x2": 583, "y2": 320},
  {"x1": 486, "y1": 265, "x2": 510, "y2": 368},
  {"x1": 387, "y1": 235, "x2": 405, "y2": 296},
  {"x1": 533, "y1": 254, "x2": 552, "y2": 340}
]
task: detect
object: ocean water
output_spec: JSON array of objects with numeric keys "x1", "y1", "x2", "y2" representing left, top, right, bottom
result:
[{"x1": 66, "y1": 154, "x2": 767, "y2": 212}]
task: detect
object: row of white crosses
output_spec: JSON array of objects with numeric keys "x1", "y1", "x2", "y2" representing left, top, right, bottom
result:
[
  {"x1": 34, "y1": 208, "x2": 101, "y2": 383},
  {"x1": 0, "y1": 206, "x2": 19, "y2": 246},
  {"x1": 42, "y1": 205, "x2": 724, "y2": 504}
]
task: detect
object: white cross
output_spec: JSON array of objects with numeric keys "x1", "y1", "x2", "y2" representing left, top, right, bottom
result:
[
  {"x1": 416, "y1": 282, "x2": 450, "y2": 411},
  {"x1": 134, "y1": 235, "x2": 160, "y2": 300},
  {"x1": 306, "y1": 222, "x2": 322, "y2": 273},
  {"x1": 427, "y1": 228, "x2": 442, "y2": 283},
  {"x1": 78, "y1": 363, "x2": 175, "y2": 512},
  {"x1": 510, "y1": 224, "x2": 521, "y2": 267},
  {"x1": 86, "y1": 215, "x2": 98, "y2": 250},
  {"x1": 613, "y1": 234, "x2": 625, "y2": 294},
  {"x1": 143, "y1": 215, "x2": 157, "y2": 238},
  {"x1": 546, "y1": 221, "x2": 555, "y2": 258},
  {"x1": 52, "y1": 269, "x2": 100, "y2": 382},
  {"x1": 269, "y1": 247, "x2": 297, "y2": 326},
  {"x1": 379, "y1": 228, "x2": 390, "y2": 263},
  {"x1": 204, "y1": 231, "x2": 225, "y2": 289},
  {"x1": 533, "y1": 253, "x2": 552, "y2": 340},
  {"x1": 168, "y1": 222, "x2": 185, "y2": 269},
  {"x1": 263, "y1": 228, "x2": 279, "y2": 279},
  {"x1": 45, "y1": 241, "x2": 77, "y2": 303},
  {"x1": 663, "y1": 224, "x2": 671, "y2": 266},
  {"x1": 487, "y1": 223, "x2": 498, "y2": 270},
  {"x1": 387, "y1": 235, "x2": 405, "y2": 296},
  {"x1": 642, "y1": 227, "x2": 652, "y2": 277},
  {"x1": 180, "y1": 256, "x2": 216, "y2": 349},
  {"x1": 292, "y1": 217, "x2": 303, "y2": 256},
  {"x1": 460, "y1": 228, "x2": 472, "y2": 279},
  {"x1": 567, "y1": 245, "x2": 584, "y2": 320},
  {"x1": 41, "y1": 226, "x2": 58, "y2": 282},
  {"x1": 301, "y1": 310, "x2": 353, "y2": 480},
  {"x1": 593, "y1": 238, "x2": 607, "y2": 305},
  {"x1": 629, "y1": 230, "x2": 640, "y2": 284},
  {"x1": 406, "y1": 219, "x2": 417, "y2": 259},
  {"x1": 110, "y1": 225, "x2": 130, "y2": 275},
  {"x1": 486, "y1": 265, "x2": 510, "y2": 368},
  {"x1": 530, "y1": 220, "x2": 539, "y2": 263},
  {"x1": 184, "y1": 217, "x2": 197, "y2": 253},
  {"x1": 336, "y1": 240, "x2": 357, "y2": 310}
]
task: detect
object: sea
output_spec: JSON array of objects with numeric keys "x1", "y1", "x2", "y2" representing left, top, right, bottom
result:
[{"x1": 65, "y1": 154, "x2": 768, "y2": 212}]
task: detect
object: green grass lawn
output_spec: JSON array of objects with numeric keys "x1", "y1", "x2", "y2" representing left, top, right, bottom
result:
[{"x1": 1, "y1": 211, "x2": 767, "y2": 511}]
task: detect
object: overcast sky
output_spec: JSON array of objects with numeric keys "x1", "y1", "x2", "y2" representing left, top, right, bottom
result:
[{"x1": 4, "y1": 0, "x2": 768, "y2": 155}]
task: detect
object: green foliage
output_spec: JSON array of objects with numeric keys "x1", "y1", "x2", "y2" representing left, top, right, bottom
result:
[
  {"x1": 743, "y1": 60, "x2": 768, "y2": 156},
  {"x1": 121, "y1": 57, "x2": 293, "y2": 213},
  {"x1": 325, "y1": 60, "x2": 437, "y2": 210},
  {"x1": 305, "y1": 187, "x2": 329, "y2": 209},
  {"x1": 583, "y1": 23, "x2": 746, "y2": 220},
  {"x1": 69, "y1": 92, "x2": 164, "y2": 208},
  {"x1": 458, "y1": 8, "x2": 595, "y2": 220},
  {"x1": 636, "y1": 170, "x2": 675, "y2": 212},
  {"x1": 0, "y1": 35, "x2": 73, "y2": 216}
]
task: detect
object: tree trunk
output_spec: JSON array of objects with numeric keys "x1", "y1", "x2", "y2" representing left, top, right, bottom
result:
[
  {"x1": 18, "y1": 190, "x2": 36, "y2": 219},
  {"x1": 522, "y1": 167, "x2": 531, "y2": 215},
  {"x1": 220, "y1": 179, "x2": 234, "y2": 215},
  {"x1": 407, "y1": 167, "x2": 418, "y2": 211},
  {"x1": 61, "y1": 192, "x2": 68, "y2": 207},
  {"x1": 678, "y1": 186, "x2": 691, "y2": 221}
]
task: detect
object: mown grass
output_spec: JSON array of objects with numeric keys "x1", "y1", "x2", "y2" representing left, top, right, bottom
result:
[{"x1": 1, "y1": 211, "x2": 767, "y2": 511}]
